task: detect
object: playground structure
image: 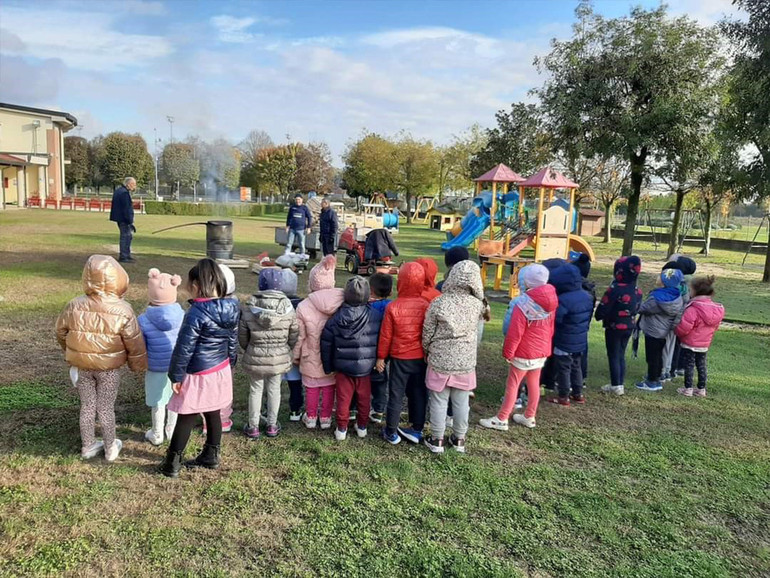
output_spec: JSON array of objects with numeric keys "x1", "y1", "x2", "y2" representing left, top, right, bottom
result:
[{"x1": 441, "y1": 164, "x2": 595, "y2": 297}]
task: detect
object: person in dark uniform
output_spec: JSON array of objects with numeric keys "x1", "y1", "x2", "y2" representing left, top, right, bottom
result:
[
  {"x1": 319, "y1": 198, "x2": 338, "y2": 256},
  {"x1": 110, "y1": 177, "x2": 137, "y2": 263}
]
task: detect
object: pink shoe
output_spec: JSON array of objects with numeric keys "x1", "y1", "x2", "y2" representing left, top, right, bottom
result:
[
  {"x1": 677, "y1": 387, "x2": 693, "y2": 397},
  {"x1": 692, "y1": 388, "x2": 707, "y2": 398}
]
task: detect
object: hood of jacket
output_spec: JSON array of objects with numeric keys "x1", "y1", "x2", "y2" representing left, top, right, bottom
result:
[
  {"x1": 654, "y1": 292, "x2": 684, "y2": 314},
  {"x1": 333, "y1": 303, "x2": 371, "y2": 336},
  {"x1": 396, "y1": 262, "x2": 425, "y2": 298},
  {"x1": 246, "y1": 291, "x2": 295, "y2": 329},
  {"x1": 143, "y1": 303, "x2": 184, "y2": 332},
  {"x1": 442, "y1": 260, "x2": 484, "y2": 299},
  {"x1": 416, "y1": 258, "x2": 438, "y2": 290},
  {"x1": 307, "y1": 288, "x2": 345, "y2": 316},
  {"x1": 83, "y1": 255, "x2": 128, "y2": 298},
  {"x1": 690, "y1": 296, "x2": 724, "y2": 326},
  {"x1": 523, "y1": 284, "x2": 558, "y2": 318},
  {"x1": 613, "y1": 255, "x2": 642, "y2": 284},
  {"x1": 549, "y1": 264, "x2": 583, "y2": 294},
  {"x1": 191, "y1": 297, "x2": 240, "y2": 330}
]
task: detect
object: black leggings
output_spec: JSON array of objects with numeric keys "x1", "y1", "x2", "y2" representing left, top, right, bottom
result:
[
  {"x1": 681, "y1": 348, "x2": 708, "y2": 390},
  {"x1": 169, "y1": 410, "x2": 222, "y2": 454}
]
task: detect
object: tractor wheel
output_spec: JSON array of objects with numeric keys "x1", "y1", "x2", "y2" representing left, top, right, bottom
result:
[
  {"x1": 366, "y1": 264, "x2": 376, "y2": 276},
  {"x1": 345, "y1": 254, "x2": 359, "y2": 274}
]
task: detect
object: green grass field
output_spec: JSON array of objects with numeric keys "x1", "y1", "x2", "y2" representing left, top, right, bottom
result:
[{"x1": 1, "y1": 210, "x2": 769, "y2": 577}]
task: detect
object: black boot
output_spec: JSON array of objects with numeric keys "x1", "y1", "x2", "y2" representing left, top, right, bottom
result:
[
  {"x1": 184, "y1": 443, "x2": 220, "y2": 470},
  {"x1": 159, "y1": 449, "x2": 183, "y2": 478}
]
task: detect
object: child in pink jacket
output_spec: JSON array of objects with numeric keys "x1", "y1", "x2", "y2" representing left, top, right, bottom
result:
[
  {"x1": 293, "y1": 255, "x2": 344, "y2": 429},
  {"x1": 675, "y1": 275, "x2": 724, "y2": 398}
]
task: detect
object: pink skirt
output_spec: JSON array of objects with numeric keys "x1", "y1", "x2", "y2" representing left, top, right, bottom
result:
[
  {"x1": 425, "y1": 367, "x2": 477, "y2": 393},
  {"x1": 168, "y1": 363, "x2": 233, "y2": 415}
]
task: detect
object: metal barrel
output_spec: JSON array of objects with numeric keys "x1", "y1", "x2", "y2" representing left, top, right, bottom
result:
[{"x1": 205, "y1": 220, "x2": 234, "y2": 260}]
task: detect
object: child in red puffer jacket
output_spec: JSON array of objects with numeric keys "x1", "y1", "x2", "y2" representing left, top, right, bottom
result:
[
  {"x1": 675, "y1": 275, "x2": 724, "y2": 398},
  {"x1": 479, "y1": 264, "x2": 557, "y2": 431}
]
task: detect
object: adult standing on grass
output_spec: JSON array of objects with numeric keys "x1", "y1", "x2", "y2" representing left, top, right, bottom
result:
[
  {"x1": 319, "y1": 198, "x2": 338, "y2": 256},
  {"x1": 110, "y1": 177, "x2": 137, "y2": 263},
  {"x1": 285, "y1": 193, "x2": 312, "y2": 257}
]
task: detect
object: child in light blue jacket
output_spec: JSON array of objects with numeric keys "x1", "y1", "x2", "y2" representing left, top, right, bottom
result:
[{"x1": 138, "y1": 268, "x2": 185, "y2": 445}]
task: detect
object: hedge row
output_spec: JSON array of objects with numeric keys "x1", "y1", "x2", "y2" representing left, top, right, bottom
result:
[{"x1": 144, "y1": 201, "x2": 285, "y2": 217}]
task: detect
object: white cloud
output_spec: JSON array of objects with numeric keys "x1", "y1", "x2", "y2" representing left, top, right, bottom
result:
[
  {"x1": 0, "y1": 7, "x2": 171, "y2": 71},
  {"x1": 362, "y1": 27, "x2": 503, "y2": 58},
  {"x1": 667, "y1": 0, "x2": 741, "y2": 25},
  {"x1": 211, "y1": 15, "x2": 260, "y2": 43}
]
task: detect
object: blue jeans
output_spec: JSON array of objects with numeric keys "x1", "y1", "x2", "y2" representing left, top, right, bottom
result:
[
  {"x1": 118, "y1": 222, "x2": 133, "y2": 260},
  {"x1": 286, "y1": 229, "x2": 306, "y2": 255},
  {"x1": 605, "y1": 329, "x2": 631, "y2": 386}
]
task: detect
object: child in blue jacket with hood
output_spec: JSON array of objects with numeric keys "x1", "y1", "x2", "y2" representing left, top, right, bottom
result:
[
  {"x1": 367, "y1": 273, "x2": 393, "y2": 423},
  {"x1": 321, "y1": 276, "x2": 383, "y2": 441},
  {"x1": 139, "y1": 268, "x2": 185, "y2": 446},
  {"x1": 547, "y1": 263, "x2": 594, "y2": 406},
  {"x1": 594, "y1": 256, "x2": 643, "y2": 395}
]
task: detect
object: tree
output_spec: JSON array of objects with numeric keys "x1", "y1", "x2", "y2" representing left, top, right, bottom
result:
[
  {"x1": 721, "y1": 0, "x2": 770, "y2": 281},
  {"x1": 255, "y1": 145, "x2": 298, "y2": 198},
  {"x1": 238, "y1": 130, "x2": 274, "y2": 200},
  {"x1": 161, "y1": 143, "x2": 200, "y2": 194},
  {"x1": 537, "y1": 3, "x2": 722, "y2": 255},
  {"x1": 63, "y1": 136, "x2": 90, "y2": 193},
  {"x1": 342, "y1": 133, "x2": 397, "y2": 199},
  {"x1": 96, "y1": 132, "x2": 153, "y2": 188},
  {"x1": 470, "y1": 103, "x2": 551, "y2": 178},
  {"x1": 593, "y1": 157, "x2": 630, "y2": 243},
  {"x1": 392, "y1": 134, "x2": 439, "y2": 223},
  {"x1": 436, "y1": 124, "x2": 488, "y2": 198},
  {"x1": 293, "y1": 142, "x2": 335, "y2": 194}
]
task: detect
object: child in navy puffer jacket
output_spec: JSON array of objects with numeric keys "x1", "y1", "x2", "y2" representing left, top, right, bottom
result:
[
  {"x1": 139, "y1": 268, "x2": 185, "y2": 446},
  {"x1": 321, "y1": 277, "x2": 383, "y2": 441},
  {"x1": 367, "y1": 273, "x2": 393, "y2": 424},
  {"x1": 548, "y1": 263, "x2": 594, "y2": 406},
  {"x1": 595, "y1": 256, "x2": 643, "y2": 395}
]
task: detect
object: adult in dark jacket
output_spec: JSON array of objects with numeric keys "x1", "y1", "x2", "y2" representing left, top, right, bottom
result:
[
  {"x1": 319, "y1": 198, "x2": 338, "y2": 256},
  {"x1": 548, "y1": 264, "x2": 594, "y2": 405},
  {"x1": 321, "y1": 277, "x2": 383, "y2": 440},
  {"x1": 110, "y1": 177, "x2": 137, "y2": 262},
  {"x1": 594, "y1": 255, "x2": 643, "y2": 394},
  {"x1": 285, "y1": 194, "x2": 313, "y2": 256},
  {"x1": 364, "y1": 229, "x2": 399, "y2": 261}
]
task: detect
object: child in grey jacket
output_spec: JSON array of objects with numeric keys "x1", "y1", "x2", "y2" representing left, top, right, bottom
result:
[{"x1": 636, "y1": 269, "x2": 684, "y2": 392}]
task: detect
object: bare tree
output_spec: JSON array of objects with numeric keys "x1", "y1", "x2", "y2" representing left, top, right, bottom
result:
[{"x1": 594, "y1": 158, "x2": 630, "y2": 243}]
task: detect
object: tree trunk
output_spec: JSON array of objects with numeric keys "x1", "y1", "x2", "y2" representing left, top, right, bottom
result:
[
  {"x1": 622, "y1": 149, "x2": 646, "y2": 256},
  {"x1": 405, "y1": 190, "x2": 413, "y2": 224},
  {"x1": 667, "y1": 188, "x2": 686, "y2": 257},
  {"x1": 764, "y1": 224, "x2": 770, "y2": 283},
  {"x1": 702, "y1": 202, "x2": 713, "y2": 257},
  {"x1": 603, "y1": 200, "x2": 613, "y2": 243}
]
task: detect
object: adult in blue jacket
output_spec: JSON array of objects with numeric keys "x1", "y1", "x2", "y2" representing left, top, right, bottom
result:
[
  {"x1": 320, "y1": 276, "x2": 383, "y2": 439},
  {"x1": 110, "y1": 177, "x2": 137, "y2": 262},
  {"x1": 548, "y1": 263, "x2": 594, "y2": 404},
  {"x1": 285, "y1": 193, "x2": 313, "y2": 256},
  {"x1": 319, "y1": 198, "x2": 338, "y2": 256}
]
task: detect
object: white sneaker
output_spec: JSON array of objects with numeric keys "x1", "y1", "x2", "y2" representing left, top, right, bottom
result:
[
  {"x1": 601, "y1": 384, "x2": 625, "y2": 396},
  {"x1": 334, "y1": 428, "x2": 347, "y2": 441},
  {"x1": 479, "y1": 416, "x2": 509, "y2": 431},
  {"x1": 445, "y1": 416, "x2": 454, "y2": 429},
  {"x1": 81, "y1": 440, "x2": 104, "y2": 459},
  {"x1": 356, "y1": 426, "x2": 367, "y2": 439},
  {"x1": 319, "y1": 417, "x2": 332, "y2": 430},
  {"x1": 105, "y1": 439, "x2": 123, "y2": 462},
  {"x1": 302, "y1": 413, "x2": 317, "y2": 429},
  {"x1": 513, "y1": 414, "x2": 536, "y2": 429},
  {"x1": 144, "y1": 429, "x2": 164, "y2": 446}
]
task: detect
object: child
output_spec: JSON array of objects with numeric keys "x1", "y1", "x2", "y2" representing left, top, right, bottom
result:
[
  {"x1": 662, "y1": 255, "x2": 697, "y2": 380},
  {"x1": 481, "y1": 264, "x2": 556, "y2": 431},
  {"x1": 416, "y1": 257, "x2": 441, "y2": 302},
  {"x1": 279, "y1": 269, "x2": 305, "y2": 421},
  {"x1": 594, "y1": 256, "x2": 643, "y2": 395},
  {"x1": 571, "y1": 253, "x2": 596, "y2": 385},
  {"x1": 539, "y1": 258, "x2": 567, "y2": 392},
  {"x1": 435, "y1": 246, "x2": 469, "y2": 292},
  {"x1": 293, "y1": 255, "x2": 344, "y2": 429},
  {"x1": 159, "y1": 258, "x2": 239, "y2": 478},
  {"x1": 636, "y1": 268, "x2": 685, "y2": 392},
  {"x1": 239, "y1": 268, "x2": 299, "y2": 439},
  {"x1": 214, "y1": 263, "x2": 238, "y2": 432},
  {"x1": 422, "y1": 260, "x2": 485, "y2": 453},
  {"x1": 377, "y1": 262, "x2": 429, "y2": 445},
  {"x1": 56, "y1": 255, "x2": 147, "y2": 461},
  {"x1": 675, "y1": 276, "x2": 724, "y2": 397},
  {"x1": 321, "y1": 276, "x2": 383, "y2": 440},
  {"x1": 547, "y1": 263, "x2": 594, "y2": 406},
  {"x1": 138, "y1": 268, "x2": 184, "y2": 446},
  {"x1": 368, "y1": 272, "x2": 393, "y2": 424}
]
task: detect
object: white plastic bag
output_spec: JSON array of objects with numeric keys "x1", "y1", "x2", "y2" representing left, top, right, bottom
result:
[{"x1": 69, "y1": 366, "x2": 79, "y2": 388}]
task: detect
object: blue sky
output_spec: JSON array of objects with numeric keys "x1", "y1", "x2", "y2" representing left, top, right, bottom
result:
[{"x1": 0, "y1": 0, "x2": 738, "y2": 162}]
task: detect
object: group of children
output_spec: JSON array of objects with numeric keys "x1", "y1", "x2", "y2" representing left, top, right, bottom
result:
[{"x1": 55, "y1": 246, "x2": 724, "y2": 476}]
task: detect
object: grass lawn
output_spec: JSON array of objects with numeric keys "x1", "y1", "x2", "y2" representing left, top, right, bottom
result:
[{"x1": 1, "y1": 209, "x2": 769, "y2": 577}]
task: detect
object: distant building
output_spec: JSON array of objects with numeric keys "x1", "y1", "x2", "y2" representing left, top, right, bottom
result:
[{"x1": 0, "y1": 103, "x2": 77, "y2": 208}]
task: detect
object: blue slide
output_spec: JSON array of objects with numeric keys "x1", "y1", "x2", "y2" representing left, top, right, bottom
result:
[{"x1": 441, "y1": 212, "x2": 490, "y2": 250}]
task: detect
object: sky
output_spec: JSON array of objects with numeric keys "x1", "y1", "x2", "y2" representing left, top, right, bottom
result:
[{"x1": 0, "y1": 0, "x2": 740, "y2": 163}]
